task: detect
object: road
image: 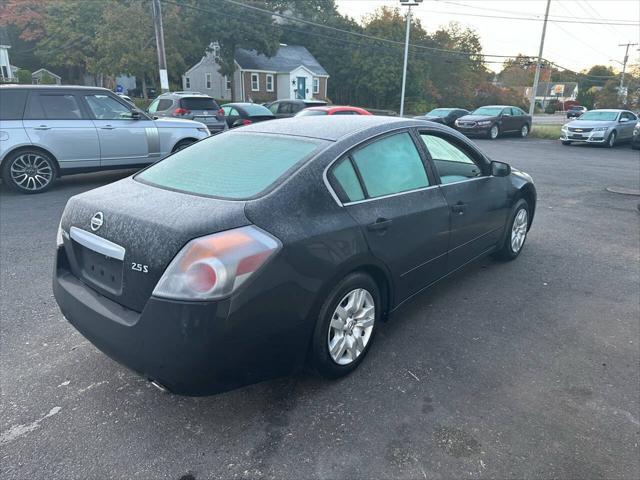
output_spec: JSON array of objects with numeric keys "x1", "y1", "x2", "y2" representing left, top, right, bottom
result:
[
  {"x1": 1, "y1": 139, "x2": 639, "y2": 480},
  {"x1": 532, "y1": 114, "x2": 567, "y2": 125}
]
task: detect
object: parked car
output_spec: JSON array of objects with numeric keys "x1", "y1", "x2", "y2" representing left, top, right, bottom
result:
[
  {"x1": 0, "y1": 85, "x2": 210, "y2": 194},
  {"x1": 53, "y1": 116, "x2": 536, "y2": 395},
  {"x1": 560, "y1": 109, "x2": 638, "y2": 147},
  {"x1": 116, "y1": 93, "x2": 134, "y2": 105},
  {"x1": 295, "y1": 105, "x2": 372, "y2": 116},
  {"x1": 221, "y1": 102, "x2": 275, "y2": 128},
  {"x1": 265, "y1": 99, "x2": 328, "y2": 118},
  {"x1": 415, "y1": 108, "x2": 469, "y2": 128},
  {"x1": 566, "y1": 105, "x2": 587, "y2": 119},
  {"x1": 632, "y1": 121, "x2": 640, "y2": 150},
  {"x1": 147, "y1": 91, "x2": 227, "y2": 134},
  {"x1": 455, "y1": 106, "x2": 531, "y2": 139}
]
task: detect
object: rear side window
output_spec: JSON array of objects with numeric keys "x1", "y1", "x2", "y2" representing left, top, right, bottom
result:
[
  {"x1": 25, "y1": 93, "x2": 83, "y2": 120},
  {"x1": 351, "y1": 132, "x2": 429, "y2": 198},
  {"x1": 330, "y1": 157, "x2": 365, "y2": 202},
  {"x1": 0, "y1": 90, "x2": 28, "y2": 120},
  {"x1": 180, "y1": 97, "x2": 218, "y2": 110},
  {"x1": 136, "y1": 133, "x2": 323, "y2": 199}
]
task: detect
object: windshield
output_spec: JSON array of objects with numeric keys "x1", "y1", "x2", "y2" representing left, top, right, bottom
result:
[
  {"x1": 296, "y1": 109, "x2": 328, "y2": 116},
  {"x1": 577, "y1": 111, "x2": 618, "y2": 121},
  {"x1": 471, "y1": 107, "x2": 504, "y2": 116},
  {"x1": 569, "y1": 106, "x2": 584, "y2": 110},
  {"x1": 241, "y1": 104, "x2": 273, "y2": 116},
  {"x1": 136, "y1": 133, "x2": 323, "y2": 199},
  {"x1": 180, "y1": 97, "x2": 218, "y2": 110},
  {"x1": 426, "y1": 108, "x2": 454, "y2": 117}
]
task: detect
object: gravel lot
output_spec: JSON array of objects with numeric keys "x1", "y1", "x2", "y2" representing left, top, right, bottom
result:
[{"x1": 1, "y1": 138, "x2": 639, "y2": 480}]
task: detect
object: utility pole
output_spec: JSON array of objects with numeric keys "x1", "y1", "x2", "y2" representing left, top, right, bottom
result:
[
  {"x1": 618, "y1": 42, "x2": 638, "y2": 98},
  {"x1": 529, "y1": 0, "x2": 551, "y2": 117},
  {"x1": 399, "y1": 0, "x2": 422, "y2": 117},
  {"x1": 152, "y1": 0, "x2": 169, "y2": 93}
]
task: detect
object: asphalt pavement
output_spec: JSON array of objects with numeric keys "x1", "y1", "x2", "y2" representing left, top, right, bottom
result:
[{"x1": 1, "y1": 138, "x2": 639, "y2": 480}]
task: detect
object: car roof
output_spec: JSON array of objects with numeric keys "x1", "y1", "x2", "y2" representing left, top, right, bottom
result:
[
  {"x1": 237, "y1": 115, "x2": 450, "y2": 141},
  {"x1": 0, "y1": 84, "x2": 111, "y2": 91},
  {"x1": 306, "y1": 106, "x2": 364, "y2": 111}
]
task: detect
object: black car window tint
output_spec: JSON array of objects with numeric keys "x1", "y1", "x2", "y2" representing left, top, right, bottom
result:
[
  {"x1": 420, "y1": 134, "x2": 481, "y2": 185},
  {"x1": 332, "y1": 110, "x2": 356, "y2": 115},
  {"x1": 268, "y1": 103, "x2": 279, "y2": 114},
  {"x1": 330, "y1": 156, "x2": 365, "y2": 202},
  {"x1": 29, "y1": 94, "x2": 82, "y2": 120},
  {"x1": 85, "y1": 94, "x2": 131, "y2": 120},
  {"x1": 279, "y1": 103, "x2": 293, "y2": 114},
  {"x1": 351, "y1": 132, "x2": 429, "y2": 198},
  {"x1": 157, "y1": 99, "x2": 173, "y2": 111},
  {"x1": 0, "y1": 90, "x2": 28, "y2": 120}
]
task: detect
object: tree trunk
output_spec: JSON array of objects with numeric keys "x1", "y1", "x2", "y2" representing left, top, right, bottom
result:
[{"x1": 142, "y1": 76, "x2": 148, "y2": 99}]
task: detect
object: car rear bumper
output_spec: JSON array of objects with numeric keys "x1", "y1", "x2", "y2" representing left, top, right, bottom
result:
[{"x1": 53, "y1": 247, "x2": 308, "y2": 395}]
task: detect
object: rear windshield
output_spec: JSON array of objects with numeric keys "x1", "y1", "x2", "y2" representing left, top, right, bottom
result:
[
  {"x1": 242, "y1": 104, "x2": 273, "y2": 116},
  {"x1": 180, "y1": 97, "x2": 219, "y2": 110},
  {"x1": 136, "y1": 132, "x2": 323, "y2": 199},
  {"x1": 296, "y1": 109, "x2": 328, "y2": 116}
]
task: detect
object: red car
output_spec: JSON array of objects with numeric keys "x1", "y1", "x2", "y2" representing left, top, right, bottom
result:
[{"x1": 295, "y1": 105, "x2": 372, "y2": 117}]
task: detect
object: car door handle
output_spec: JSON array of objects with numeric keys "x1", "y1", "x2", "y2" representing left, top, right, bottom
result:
[
  {"x1": 367, "y1": 218, "x2": 393, "y2": 231},
  {"x1": 33, "y1": 125, "x2": 51, "y2": 130},
  {"x1": 451, "y1": 202, "x2": 466, "y2": 214},
  {"x1": 99, "y1": 125, "x2": 116, "y2": 130}
]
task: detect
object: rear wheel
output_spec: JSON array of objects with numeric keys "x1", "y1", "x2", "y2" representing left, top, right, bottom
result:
[
  {"x1": 520, "y1": 124, "x2": 529, "y2": 138},
  {"x1": 172, "y1": 139, "x2": 195, "y2": 153},
  {"x1": 310, "y1": 272, "x2": 380, "y2": 378},
  {"x1": 488, "y1": 124, "x2": 500, "y2": 140},
  {"x1": 495, "y1": 199, "x2": 529, "y2": 260},
  {"x1": 2, "y1": 149, "x2": 57, "y2": 194},
  {"x1": 606, "y1": 131, "x2": 617, "y2": 148}
]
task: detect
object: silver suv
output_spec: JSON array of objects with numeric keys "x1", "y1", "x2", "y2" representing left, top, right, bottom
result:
[
  {"x1": 0, "y1": 85, "x2": 210, "y2": 194},
  {"x1": 148, "y1": 92, "x2": 228, "y2": 134}
]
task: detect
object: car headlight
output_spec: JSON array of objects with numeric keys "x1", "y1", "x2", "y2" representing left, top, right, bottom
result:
[
  {"x1": 477, "y1": 120, "x2": 491, "y2": 126},
  {"x1": 561, "y1": 125, "x2": 568, "y2": 131},
  {"x1": 592, "y1": 127, "x2": 608, "y2": 132}
]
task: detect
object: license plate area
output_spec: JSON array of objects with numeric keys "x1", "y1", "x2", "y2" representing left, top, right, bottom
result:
[
  {"x1": 77, "y1": 247, "x2": 124, "y2": 295},
  {"x1": 194, "y1": 116, "x2": 215, "y2": 122}
]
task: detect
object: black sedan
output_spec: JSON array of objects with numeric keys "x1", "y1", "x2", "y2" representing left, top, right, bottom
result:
[
  {"x1": 415, "y1": 108, "x2": 469, "y2": 128},
  {"x1": 53, "y1": 117, "x2": 536, "y2": 395},
  {"x1": 455, "y1": 105, "x2": 532, "y2": 139},
  {"x1": 566, "y1": 105, "x2": 587, "y2": 119},
  {"x1": 221, "y1": 102, "x2": 275, "y2": 128}
]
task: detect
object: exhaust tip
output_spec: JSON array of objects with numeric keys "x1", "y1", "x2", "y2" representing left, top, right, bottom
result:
[{"x1": 149, "y1": 379, "x2": 170, "y2": 393}]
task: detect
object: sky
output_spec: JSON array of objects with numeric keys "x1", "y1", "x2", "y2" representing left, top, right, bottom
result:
[{"x1": 335, "y1": 0, "x2": 640, "y2": 73}]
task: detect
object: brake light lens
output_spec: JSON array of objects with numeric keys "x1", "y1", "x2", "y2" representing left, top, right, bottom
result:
[
  {"x1": 175, "y1": 107, "x2": 191, "y2": 116},
  {"x1": 218, "y1": 108, "x2": 225, "y2": 117},
  {"x1": 152, "y1": 226, "x2": 281, "y2": 300},
  {"x1": 241, "y1": 119, "x2": 252, "y2": 126}
]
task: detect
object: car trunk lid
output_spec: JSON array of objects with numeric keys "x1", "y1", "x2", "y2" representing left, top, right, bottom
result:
[{"x1": 60, "y1": 177, "x2": 249, "y2": 312}]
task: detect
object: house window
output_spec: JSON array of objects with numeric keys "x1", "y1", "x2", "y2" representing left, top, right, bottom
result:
[
  {"x1": 205, "y1": 73, "x2": 212, "y2": 89},
  {"x1": 266, "y1": 74, "x2": 274, "y2": 92},
  {"x1": 251, "y1": 73, "x2": 260, "y2": 91},
  {"x1": 313, "y1": 77, "x2": 320, "y2": 94},
  {"x1": 185, "y1": 76, "x2": 191, "y2": 89},
  {"x1": 225, "y1": 76, "x2": 231, "y2": 91}
]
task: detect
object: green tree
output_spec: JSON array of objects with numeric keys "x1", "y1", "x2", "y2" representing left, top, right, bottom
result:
[
  {"x1": 594, "y1": 79, "x2": 622, "y2": 108},
  {"x1": 16, "y1": 69, "x2": 32, "y2": 84}
]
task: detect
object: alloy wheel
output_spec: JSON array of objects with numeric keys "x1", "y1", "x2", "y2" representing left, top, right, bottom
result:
[
  {"x1": 521, "y1": 124, "x2": 529, "y2": 137},
  {"x1": 327, "y1": 288, "x2": 375, "y2": 365},
  {"x1": 510, "y1": 208, "x2": 528, "y2": 253},
  {"x1": 490, "y1": 125, "x2": 499, "y2": 139},
  {"x1": 10, "y1": 153, "x2": 54, "y2": 192},
  {"x1": 608, "y1": 132, "x2": 616, "y2": 148}
]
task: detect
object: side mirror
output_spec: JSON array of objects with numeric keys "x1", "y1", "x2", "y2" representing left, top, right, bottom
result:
[
  {"x1": 130, "y1": 110, "x2": 141, "y2": 120},
  {"x1": 491, "y1": 160, "x2": 511, "y2": 177},
  {"x1": 619, "y1": 117, "x2": 629, "y2": 123}
]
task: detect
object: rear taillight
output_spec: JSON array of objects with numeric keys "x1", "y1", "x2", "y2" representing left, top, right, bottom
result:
[
  {"x1": 241, "y1": 119, "x2": 252, "y2": 126},
  {"x1": 174, "y1": 107, "x2": 191, "y2": 116},
  {"x1": 152, "y1": 226, "x2": 281, "y2": 301},
  {"x1": 217, "y1": 108, "x2": 225, "y2": 117}
]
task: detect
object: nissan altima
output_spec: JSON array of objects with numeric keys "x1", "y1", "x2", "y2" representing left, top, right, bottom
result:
[{"x1": 53, "y1": 116, "x2": 536, "y2": 395}]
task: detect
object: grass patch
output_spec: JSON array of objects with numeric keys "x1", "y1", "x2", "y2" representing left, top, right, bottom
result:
[{"x1": 530, "y1": 124, "x2": 561, "y2": 139}]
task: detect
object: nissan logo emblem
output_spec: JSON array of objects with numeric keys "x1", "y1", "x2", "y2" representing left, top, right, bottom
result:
[{"x1": 90, "y1": 212, "x2": 104, "y2": 231}]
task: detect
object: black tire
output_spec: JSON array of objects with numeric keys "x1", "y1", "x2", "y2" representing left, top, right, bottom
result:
[
  {"x1": 488, "y1": 124, "x2": 500, "y2": 140},
  {"x1": 310, "y1": 272, "x2": 381, "y2": 379},
  {"x1": 495, "y1": 199, "x2": 530, "y2": 261},
  {"x1": 561, "y1": 141, "x2": 572, "y2": 146},
  {"x1": 1, "y1": 149, "x2": 57, "y2": 194},
  {"x1": 606, "y1": 131, "x2": 617, "y2": 148},
  {"x1": 172, "y1": 139, "x2": 195, "y2": 153}
]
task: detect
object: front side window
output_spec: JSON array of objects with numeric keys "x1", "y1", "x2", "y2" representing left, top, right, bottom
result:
[
  {"x1": 313, "y1": 77, "x2": 320, "y2": 94},
  {"x1": 85, "y1": 94, "x2": 131, "y2": 120},
  {"x1": 148, "y1": 99, "x2": 160, "y2": 114},
  {"x1": 421, "y1": 134, "x2": 482, "y2": 184},
  {"x1": 266, "y1": 74, "x2": 274, "y2": 92},
  {"x1": 25, "y1": 93, "x2": 83, "y2": 120},
  {"x1": 136, "y1": 133, "x2": 323, "y2": 199},
  {"x1": 251, "y1": 73, "x2": 259, "y2": 91},
  {"x1": 351, "y1": 132, "x2": 429, "y2": 198},
  {"x1": 205, "y1": 73, "x2": 212, "y2": 89}
]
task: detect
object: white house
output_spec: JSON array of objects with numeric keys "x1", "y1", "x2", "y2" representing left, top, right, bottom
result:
[
  {"x1": 182, "y1": 43, "x2": 329, "y2": 102},
  {"x1": 0, "y1": 27, "x2": 15, "y2": 82}
]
